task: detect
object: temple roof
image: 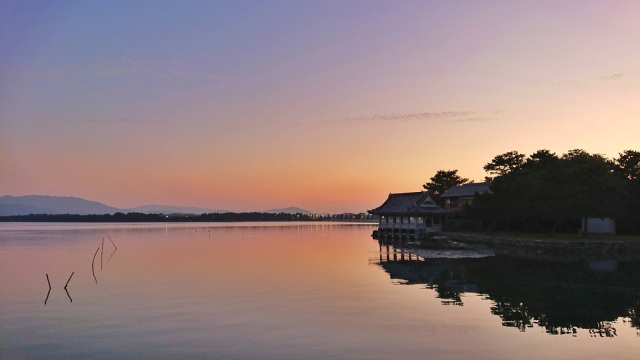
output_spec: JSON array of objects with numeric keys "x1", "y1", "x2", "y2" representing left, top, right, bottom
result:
[
  {"x1": 440, "y1": 182, "x2": 491, "y2": 199},
  {"x1": 368, "y1": 192, "x2": 450, "y2": 215}
]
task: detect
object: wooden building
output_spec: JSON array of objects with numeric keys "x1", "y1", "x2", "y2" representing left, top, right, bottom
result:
[
  {"x1": 440, "y1": 182, "x2": 491, "y2": 211},
  {"x1": 368, "y1": 192, "x2": 450, "y2": 239}
]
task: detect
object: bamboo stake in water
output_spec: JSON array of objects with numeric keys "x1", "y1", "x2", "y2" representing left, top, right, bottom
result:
[
  {"x1": 45, "y1": 274, "x2": 52, "y2": 305},
  {"x1": 92, "y1": 246, "x2": 100, "y2": 265},
  {"x1": 64, "y1": 272, "x2": 74, "y2": 289},
  {"x1": 108, "y1": 235, "x2": 117, "y2": 250},
  {"x1": 92, "y1": 247, "x2": 99, "y2": 283}
]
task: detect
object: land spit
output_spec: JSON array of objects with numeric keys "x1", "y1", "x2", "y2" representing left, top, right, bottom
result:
[{"x1": 375, "y1": 231, "x2": 640, "y2": 262}]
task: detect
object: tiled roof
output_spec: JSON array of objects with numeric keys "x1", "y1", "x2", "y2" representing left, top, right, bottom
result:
[
  {"x1": 440, "y1": 182, "x2": 491, "y2": 198},
  {"x1": 368, "y1": 192, "x2": 450, "y2": 215}
]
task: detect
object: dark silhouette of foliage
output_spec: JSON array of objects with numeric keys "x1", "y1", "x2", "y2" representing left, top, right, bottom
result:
[
  {"x1": 423, "y1": 169, "x2": 468, "y2": 205},
  {"x1": 483, "y1": 150, "x2": 526, "y2": 180},
  {"x1": 470, "y1": 149, "x2": 634, "y2": 234},
  {"x1": 615, "y1": 150, "x2": 640, "y2": 181},
  {"x1": 523, "y1": 149, "x2": 558, "y2": 168},
  {"x1": 614, "y1": 150, "x2": 640, "y2": 233}
]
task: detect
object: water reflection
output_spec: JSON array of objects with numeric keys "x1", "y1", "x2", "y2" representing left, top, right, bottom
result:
[
  {"x1": 64, "y1": 287, "x2": 73, "y2": 303},
  {"x1": 376, "y1": 239, "x2": 640, "y2": 337},
  {"x1": 107, "y1": 247, "x2": 118, "y2": 263},
  {"x1": 5, "y1": 223, "x2": 640, "y2": 358}
]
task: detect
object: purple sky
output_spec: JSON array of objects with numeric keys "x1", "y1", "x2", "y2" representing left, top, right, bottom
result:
[{"x1": 1, "y1": 0, "x2": 639, "y2": 213}]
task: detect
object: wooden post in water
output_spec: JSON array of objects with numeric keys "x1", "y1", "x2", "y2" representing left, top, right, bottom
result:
[
  {"x1": 92, "y1": 247, "x2": 99, "y2": 283},
  {"x1": 108, "y1": 235, "x2": 117, "y2": 250},
  {"x1": 45, "y1": 274, "x2": 52, "y2": 305},
  {"x1": 64, "y1": 272, "x2": 74, "y2": 289}
]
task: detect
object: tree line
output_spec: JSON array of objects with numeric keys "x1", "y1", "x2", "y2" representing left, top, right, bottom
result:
[
  {"x1": 0, "y1": 212, "x2": 321, "y2": 223},
  {"x1": 423, "y1": 149, "x2": 639, "y2": 234},
  {"x1": 0, "y1": 212, "x2": 376, "y2": 223}
]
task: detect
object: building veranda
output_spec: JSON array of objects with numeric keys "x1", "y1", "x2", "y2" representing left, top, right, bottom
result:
[{"x1": 368, "y1": 192, "x2": 451, "y2": 240}]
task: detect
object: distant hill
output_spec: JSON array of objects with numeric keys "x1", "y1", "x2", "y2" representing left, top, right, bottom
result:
[
  {"x1": 263, "y1": 207, "x2": 312, "y2": 215},
  {"x1": 0, "y1": 195, "x2": 308, "y2": 216},
  {"x1": 124, "y1": 205, "x2": 229, "y2": 214},
  {"x1": 0, "y1": 195, "x2": 120, "y2": 216}
]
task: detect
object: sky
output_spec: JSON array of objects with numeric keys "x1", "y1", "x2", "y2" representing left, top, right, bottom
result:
[{"x1": 1, "y1": 0, "x2": 639, "y2": 214}]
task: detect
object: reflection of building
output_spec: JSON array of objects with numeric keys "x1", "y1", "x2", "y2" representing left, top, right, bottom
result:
[
  {"x1": 440, "y1": 182, "x2": 491, "y2": 211},
  {"x1": 368, "y1": 192, "x2": 450, "y2": 239},
  {"x1": 374, "y1": 240, "x2": 640, "y2": 337},
  {"x1": 377, "y1": 244, "x2": 474, "y2": 306}
]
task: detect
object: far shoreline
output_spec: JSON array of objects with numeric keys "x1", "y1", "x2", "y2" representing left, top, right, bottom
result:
[{"x1": 0, "y1": 212, "x2": 377, "y2": 223}]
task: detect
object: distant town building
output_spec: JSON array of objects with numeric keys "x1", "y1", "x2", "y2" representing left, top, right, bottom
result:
[
  {"x1": 440, "y1": 182, "x2": 491, "y2": 211},
  {"x1": 368, "y1": 192, "x2": 450, "y2": 239}
]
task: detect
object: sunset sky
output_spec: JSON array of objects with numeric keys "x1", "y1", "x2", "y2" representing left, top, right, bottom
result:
[{"x1": 1, "y1": 0, "x2": 639, "y2": 213}]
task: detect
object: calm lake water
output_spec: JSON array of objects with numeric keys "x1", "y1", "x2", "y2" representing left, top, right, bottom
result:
[{"x1": 1, "y1": 222, "x2": 639, "y2": 359}]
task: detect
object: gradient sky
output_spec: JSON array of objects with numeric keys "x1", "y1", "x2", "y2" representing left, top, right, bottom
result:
[{"x1": 1, "y1": 0, "x2": 639, "y2": 213}]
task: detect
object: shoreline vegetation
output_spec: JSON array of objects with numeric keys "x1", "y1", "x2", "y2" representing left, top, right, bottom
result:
[
  {"x1": 376, "y1": 232, "x2": 640, "y2": 263},
  {"x1": 450, "y1": 231, "x2": 640, "y2": 242},
  {"x1": 425, "y1": 149, "x2": 639, "y2": 236},
  {"x1": 435, "y1": 232, "x2": 640, "y2": 261},
  {"x1": 373, "y1": 148, "x2": 640, "y2": 255}
]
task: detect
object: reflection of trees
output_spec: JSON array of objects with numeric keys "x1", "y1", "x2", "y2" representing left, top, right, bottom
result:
[
  {"x1": 469, "y1": 257, "x2": 640, "y2": 336},
  {"x1": 491, "y1": 301, "x2": 617, "y2": 336},
  {"x1": 376, "y1": 245, "x2": 640, "y2": 336},
  {"x1": 628, "y1": 301, "x2": 640, "y2": 329},
  {"x1": 379, "y1": 258, "x2": 470, "y2": 306},
  {"x1": 427, "y1": 270, "x2": 463, "y2": 306},
  {"x1": 588, "y1": 323, "x2": 617, "y2": 337},
  {"x1": 491, "y1": 301, "x2": 534, "y2": 331}
]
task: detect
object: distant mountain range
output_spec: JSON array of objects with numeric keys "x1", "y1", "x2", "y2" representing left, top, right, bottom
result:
[
  {"x1": 0, "y1": 195, "x2": 121, "y2": 216},
  {"x1": 0, "y1": 195, "x2": 313, "y2": 216}
]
